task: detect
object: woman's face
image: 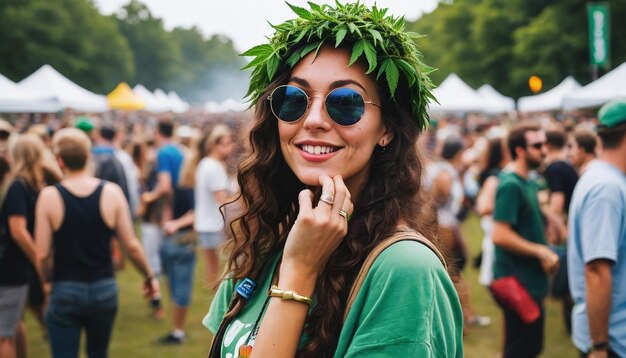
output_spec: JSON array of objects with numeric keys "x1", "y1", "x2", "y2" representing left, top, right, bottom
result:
[
  {"x1": 277, "y1": 46, "x2": 393, "y2": 193},
  {"x1": 216, "y1": 134, "x2": 234, "y2": 160}
]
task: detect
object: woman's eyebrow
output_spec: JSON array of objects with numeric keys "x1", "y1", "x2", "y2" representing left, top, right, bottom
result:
[
  {"x1": 289, "y1": 77, "x2": 368, "y2": 94},
  {"x1": 330, "y1": 80, "x2": 368, "y2": 94},
  {"x1": 289, "y1": 77, "x2": 310, "y2": 88}
]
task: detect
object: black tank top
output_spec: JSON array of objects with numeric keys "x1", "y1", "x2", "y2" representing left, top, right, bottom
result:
[{"x1": 52, "y1": 180, "x2": 116, "y2": 282}]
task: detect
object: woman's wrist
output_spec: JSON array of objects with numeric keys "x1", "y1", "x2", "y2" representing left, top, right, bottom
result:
[
  {"x1": 269, "y1": 285, "x2": 312, "y2": 306},
  {"x1": 277, "y1": 263, "x2": 317, "y2": 297}
]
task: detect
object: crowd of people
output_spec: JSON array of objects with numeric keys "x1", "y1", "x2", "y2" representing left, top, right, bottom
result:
[
  {"x1": 0, "y1": 2, "x2": 625, "y2": 358},
  {"x1": 420, "y1": 102, "x2": 625, "y2": 358},
  {"x1": 0, "y1": 115, "x2": 239, "y2": 357},
  {"x1": 0, "y1": 98, "x2": 624, "y2": 358}
]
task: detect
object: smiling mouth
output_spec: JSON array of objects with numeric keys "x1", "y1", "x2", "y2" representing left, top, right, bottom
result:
[{"x1": 298, "y1": 144, "x2": 340, "y2": 155}]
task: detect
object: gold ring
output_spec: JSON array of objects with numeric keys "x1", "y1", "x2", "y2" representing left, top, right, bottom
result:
[
  {"x1": 319, "y1": 193, "x2": 334, "y2": 205},
  {"x1": 339, "y1": 208, "x2": 349, "y2": 221}
]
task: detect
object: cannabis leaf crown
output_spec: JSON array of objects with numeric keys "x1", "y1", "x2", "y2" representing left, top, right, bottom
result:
[{"x1": 241, "y1": 1, "x2": 435, "y2": 130}]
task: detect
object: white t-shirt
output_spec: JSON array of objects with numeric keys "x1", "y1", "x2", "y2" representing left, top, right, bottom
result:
[
  {"x1": 114, "y1": 149, "x2": 140, "y2": 216},
  {"x1": 425, "y1": 161, "x2": 464, "y2": 227},
  {"x1": 194, "y1": 157, "x2": 229, "y2": 233}
]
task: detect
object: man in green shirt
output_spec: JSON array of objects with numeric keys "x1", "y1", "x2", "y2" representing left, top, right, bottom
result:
[{"x1": 492, "y1": 123, "x2": 560, "y2": 358}]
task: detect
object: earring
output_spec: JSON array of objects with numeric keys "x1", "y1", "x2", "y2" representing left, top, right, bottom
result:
[{"x1": 379, "y1": 139, "x2": 388, "y2": 153}]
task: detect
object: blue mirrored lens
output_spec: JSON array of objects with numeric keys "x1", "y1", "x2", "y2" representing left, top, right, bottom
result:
[
  {"x1": 271, "y1": 85, "x2": 308, "y2": 122},
  {"x1": 325, "y1": 88, "x2": 365, "y2": 126}
]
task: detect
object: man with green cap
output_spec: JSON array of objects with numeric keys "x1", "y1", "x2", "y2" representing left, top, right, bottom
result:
[
  {"x1": 75, "y1": 116, "x2": 95, "y2": 134},
  {"x1": 568, "y1": 99, "x2": 626, "y2": 358}
]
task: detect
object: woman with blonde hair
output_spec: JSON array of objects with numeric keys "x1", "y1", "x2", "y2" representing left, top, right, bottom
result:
[
  {"x1": 0, "y1": 134, "x2": 51, "y2": 358},
  {"x1": 194, "y1": 124, "x2": 235, "y2": 285}
]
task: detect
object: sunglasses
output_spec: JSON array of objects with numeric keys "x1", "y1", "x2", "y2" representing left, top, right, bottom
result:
[
  {"x1": 527, "y1": 142, "x2": 546, "y2": 150},
  {"x1": 267, "y1": 85, "x2": 380, "y2": 126}
]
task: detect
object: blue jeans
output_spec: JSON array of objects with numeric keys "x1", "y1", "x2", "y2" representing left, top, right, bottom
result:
[
  {"x1": 160, "y1": 233, "x2": 196, "y2": 307},
  {"x1": 45, "y1": 278, "x2": 118, "y2": 358}
]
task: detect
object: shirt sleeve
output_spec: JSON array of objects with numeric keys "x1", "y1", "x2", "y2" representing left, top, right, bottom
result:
[
  {"x1": 203, "y1": 278, "x2": 234, "y2": 333},
  {"x1": 4, "y1": 181, "x2": 29, "y2": 218},
  {"x1": 494, "y1": 179, "x2": 521, "y2": 226},
  {"x1": 579, "y1": 186, "x2": 623, "y2": 263},
  {"x1": 156, "y1": 148, "x2": 171, "y2": 175},
  {"x1": 341, "y1": 241, "x2": 463, "y2": 357}
]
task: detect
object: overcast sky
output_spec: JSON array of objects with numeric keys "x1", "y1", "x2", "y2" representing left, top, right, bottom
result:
[{"x1": 94, "y1": 0, "x2": 439, "y2": 52}]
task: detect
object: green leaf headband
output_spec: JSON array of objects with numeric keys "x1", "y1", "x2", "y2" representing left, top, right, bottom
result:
[{"x1": 241, "y1": 1, "x2": 435, "y2": 130}]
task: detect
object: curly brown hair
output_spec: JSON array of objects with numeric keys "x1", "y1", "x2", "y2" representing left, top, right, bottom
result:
[{"x1": 221, "y1": 54, "x2": 440, "y2": 357}]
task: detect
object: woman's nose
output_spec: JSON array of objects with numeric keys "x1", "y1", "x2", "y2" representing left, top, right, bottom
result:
[{"x1": 302, "y1": 95, "x2": 332, "y2": 130}]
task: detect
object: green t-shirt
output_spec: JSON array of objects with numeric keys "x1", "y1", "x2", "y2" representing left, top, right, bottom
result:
[
  {"x1": 204, "y1": 241, "x2": 464, "y2": 357},
  {"x1": 493, "y1": 171, "x2": 548, "y2": 301}
]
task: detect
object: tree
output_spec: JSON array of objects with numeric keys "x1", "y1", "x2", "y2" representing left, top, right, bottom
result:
[
  {"x1": 188, "y1": 34, "x2": 248, "y2": 103},
  {"x1": 116, "y1": 0, "x2": 183, "y2": 91},
  {"x1": 0, "y1": 0, "x2": 133, "y2": 93},
  {"x1": 169, "y1": 28, "x2": 247, "y2": 103},
  {"x1": 511, "y1": 4, "x2": 588, "y2": 95},
  {"x1": 408, "y1": 0, "x2": 486, "y2": 88},
  {"x1": 407, "y1": 0, "x2": 626, "y2": 99},
  {"x1": 113, "y1": 0, "x2": 246, "y2": 103}
]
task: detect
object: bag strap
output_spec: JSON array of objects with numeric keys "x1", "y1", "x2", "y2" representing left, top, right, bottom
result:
[
  {"x1": 208, "y1": 251, "x2": 282, "y2": 358},
  {"x1": 343, "y1": 226, "x2": 446, "y2": 323},
  {"x1": 207, "y1": 297, "x2": 238, "y2": 358}
]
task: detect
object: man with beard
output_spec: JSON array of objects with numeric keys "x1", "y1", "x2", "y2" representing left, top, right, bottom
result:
[{"x1": 492, "y1": 124, "x2": 560, "y2": 358}]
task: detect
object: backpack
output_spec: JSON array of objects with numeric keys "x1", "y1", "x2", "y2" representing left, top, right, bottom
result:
[{"x1": 93, "y1": 151, "x2": 130, "y2": 202}]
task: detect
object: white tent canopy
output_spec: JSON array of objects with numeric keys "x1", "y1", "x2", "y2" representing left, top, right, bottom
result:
[
  {"x1": 133, "y1": 84, "x2": 170, "y2": 113},
  {"x1": 517, "y1": 76, "x2": 580, "y2": 112},
  {"x1": 0, "y1": 74, "x2": 15, "y2": 88},
  {"x1": 204, "y1": 98, "x2": 248, "y2": 113},
  {"x1": 477, "y1": 84, "x2": 515, "y2": 113},
  {"x1": 153, "y1": 88, "x2": 176, "y2": 112},
  {"x1": 167, "y1": 91, "x2": 190, "y2": 113},
  {"x1": 0, "y1": 73, "x2": 60, "y2": 113},
  {"x1": 429, "y1": 73, "x2": 491, "y2": 112},
  {"x1": 18, "y1": 65, "x2": 108, "y2": 112},
  {"x1": 562, "y1": 62, "x2": 626, "y2": 109}
]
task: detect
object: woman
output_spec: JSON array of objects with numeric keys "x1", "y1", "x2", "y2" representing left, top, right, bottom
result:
[
  {"x1": 426, "y1": 136, "x2": 467, "y2": 269},
  {"x1": 194, "y1": 124, "x2": 235, "y2": 285},
  {"x1": 132, "y1": 137, "x2": 166, "y2": 319},
  {"x1": 204, "y1": 3, "x2": 463, "y2": 357},
  {"x1": 35, "y1": 128, "x2": 159, "y2": 357},
  {"x1": 476, "y1": 136, "x2": 510, "y2": 287},
  {"x1": 0, "y1": 134, "x2": 49, "y2": 358},
  {"x1": 426, "y1": 136, "x2": 490, "y2": 328}
]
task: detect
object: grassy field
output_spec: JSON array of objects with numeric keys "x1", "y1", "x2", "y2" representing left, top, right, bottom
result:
[{"x1": 25, "y1": 214, "x2": 578, "y2": 357}]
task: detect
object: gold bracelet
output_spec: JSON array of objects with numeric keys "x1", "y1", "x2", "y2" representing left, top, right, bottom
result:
[{"x1": 268, "y1": 285, "x2": 312, "y2": 306}]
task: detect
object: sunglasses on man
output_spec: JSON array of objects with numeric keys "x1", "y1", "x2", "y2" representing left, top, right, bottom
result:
[
  {"x1": 0, "y1": 130, "x2": 10, "y2": 141},
  {"x1": 526, "y1": 142, "x2": 546, "y2": 150}
]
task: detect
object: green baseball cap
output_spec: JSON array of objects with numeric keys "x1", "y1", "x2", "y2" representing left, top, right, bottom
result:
[
  {"x1": 597, "y1": 99, "x2": 626, "y2": 130},
  {"x1": 75, "y1": 116, "x2": 95, "y2": 133}
]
